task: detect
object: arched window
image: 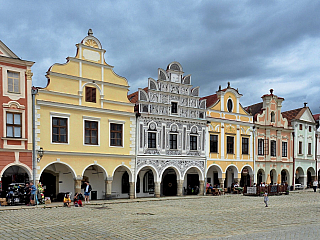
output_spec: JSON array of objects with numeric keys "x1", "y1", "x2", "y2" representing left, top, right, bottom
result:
[
  {"x1": 143, "y1": 170, "x2": 154, "y2": 193},
  {"x1": 227, "y1": 99, "x2": 233, "y2": 112},
  {"x1": 271, "y1": 112, "x2": 275, "y2": 122},
  {"x1": 121, "y1": 171, "x2": 129, "y2": 194}
]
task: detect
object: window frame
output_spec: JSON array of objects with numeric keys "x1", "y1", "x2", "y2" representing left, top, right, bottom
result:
[
  {"x1": 52, "y1": 117, "x2": 68, "y2": 143},
  {"x1": 50, "y1": 112, "x2": 70, "y2": 144},
  {"x1": 242, "y1": 137, "x2": 249, "y2": 155},
  {"x1": 6, "y1": 112, "x2": 22, "y2": 138},
  {"x1": 298, "y1": 141, "x2": 303, "y2": 155},
  {"x1": 308, "y1": 143, "x2": 312, "y2": 155},
  {"x1": 84, "y1": 120, "x2": 99, "y2": 145},
  {"x1": 148, "y1": 131, "x2": 157, "y2": 149},
  {"x1": 110, "y1": 123, "x2": 123, "y2": 147},
  {"x1": 227, "y1": 99, "x2": 233, "y2": 112},
  {"x1": 270, "y1": 140, "x2": 276, "y2": 157},
  {"x1": 190, "y1": 135, "x2": 197, "y2": 151},
  {"x1": 169, "y1": 133, "x2": 178, "y2": 150},
  {"x1": 7, "y1": 71, "x2": 20, "y2": 94},
  {"x1": 171, "y1": 102, "x2": 178, "y2": 114},
  {"x1": 258, "y1": 139, "x2": 264, "y2": 156},
  {"x1": 83, "y1": 116, "x2": 100, "y2": 146},
  {"x1": 227, "y1": 136, "x2": 234, "y2": 154},
  {"x1": 210, "y1": 134, "x2": 218, "y2": 153},
  {"x1": 282, "y1": 141, "x2": 287, "y2": 157},
  {"x1": 85, "y1": 86, "x2": 97, "y2": 103}
]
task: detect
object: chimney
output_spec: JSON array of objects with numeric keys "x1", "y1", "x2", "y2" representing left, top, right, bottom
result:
[
  {"x1": 227, "y1": 82, "x2": 230, "y2": 88},
  {"x1": 304, "y1": 102, "x2": 307, "y2": 107}
]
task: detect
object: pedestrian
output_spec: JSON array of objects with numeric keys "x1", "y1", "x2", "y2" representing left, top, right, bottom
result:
[
  {"x1": 63, "y1": 194, "x2": 71, "y2": 207},
  {"x1": 29, "y1": 182, "x2": 37, "y2": 206},
  {"x1": 84, "y1": 181, "x2": 92, "y2": 203},
  {"x1": 24, "y1": 183, "x2": 31, "y2": 205},
  {"x1": 313, "y1": 179, "x2": 318, "y2": 192},
  {"x1": 263, "y1": 191, "x2": 268, "y2": 207}
]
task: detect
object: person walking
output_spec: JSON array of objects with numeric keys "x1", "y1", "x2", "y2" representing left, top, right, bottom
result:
[
  {"x1": 263, "y1": 191, "x2": 268, "y2": 207},
  {"x1": 313, "y1": 179, "x2": 318, "y2": 192},
  {"x1": 84, "y1": 181, "x2": 92, "y2": 203},
  {"x1": 30, "y1": 182, "x2": 37, "y2": 206}
]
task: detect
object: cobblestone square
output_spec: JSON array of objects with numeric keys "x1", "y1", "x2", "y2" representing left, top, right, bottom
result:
[{"x1": 1, "y1": 191, "x2": 320, "y2": 239}]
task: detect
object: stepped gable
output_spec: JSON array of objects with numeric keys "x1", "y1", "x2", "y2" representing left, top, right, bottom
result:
[{"x1": 281, "y1": 108, "x2": 304, "y2": 126}]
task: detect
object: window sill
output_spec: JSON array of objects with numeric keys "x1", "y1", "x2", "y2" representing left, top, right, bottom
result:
[
  {"x1": 2, "y1": 137, "x2": 27, "y2": 141},
  {"x1": 110, "y1": 145, "x2": 124, "y2": 148}
]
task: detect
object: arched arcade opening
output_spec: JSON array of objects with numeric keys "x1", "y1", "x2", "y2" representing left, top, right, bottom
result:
[
  {"x1": 161, "y1": 167, "x2": 178, "y2": 196},
  {"x1": 82, "y1": 164, "x2": 107, "y2": 200}
]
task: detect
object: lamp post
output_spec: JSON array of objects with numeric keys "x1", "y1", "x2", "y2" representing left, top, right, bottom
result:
[{"x1": 37, "y1": 147, "x2": 44, "y2": 163}]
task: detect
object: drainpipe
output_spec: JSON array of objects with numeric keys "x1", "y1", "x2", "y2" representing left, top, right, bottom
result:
[
  {"x1": 316, "y1": 133, "x2": 318, "y2": 186},
  {"x1": 253, "y1": 126, "x2": 256, "y2": 184},
  {"x1": 134, "y1": 112, "x2": 139, "y2": 199},
  {"x1": 31, "y1": 87, "x2": 38, "y2": 183},
  {"x1": 292, "y1": 131, "x2": 295, "y2": 190}
]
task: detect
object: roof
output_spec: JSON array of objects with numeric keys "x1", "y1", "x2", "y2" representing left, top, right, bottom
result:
[
  {"x1": 127, "y1": 87, "x2": 148, "y2": 103},
  {"x1": 313, "y1": 113, "x2": 320, "y2": 121},
  {"x1": 200, "y1": 93, "x2": 218, "y2": 108},
  {"x1": 245, "y1": 102, "x2": 263, "y2": 120},
  {"x1": 281, "y1": 107, "x2": 304, "y2": 126}
]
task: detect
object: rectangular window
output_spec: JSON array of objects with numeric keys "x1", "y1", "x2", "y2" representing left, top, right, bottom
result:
[
  {"x1": 299, "y1": 124, "x2": 302, "y2": 130},
  {"x1": 190, "y1": 135, "x2": 197, "y2": 150},
  {"x1": 162, "y1": 126, "x2": 166, "y2": 149},
  {"x1": 282, "y1": 142, "x2": 287, "y2": 157},
  {"x1": 7, "y1": 71, "x2": 20, "y2": 93},
  {"x1": 6, "y1": 112, "x2": 22, "y2": 138},
  {"x1": 85, "y1": 86, "x2": 96, "y2": 103},
  {"x1": 171, "y1": 102, "x2": 178, "y2": 114},
  {"x1": 170, "y1": 134, "x2": 177, "y2": 149},
  {"x1": 242, "y1": 137, "x2": 249, "y2": 154},
  {"x1": 258, "y1": 139, "x2": 264, "y2": 155},
  {"x1": 227, "y1": 136, "x2": 234, "y2": 154},
  {"x1": 299, "y1": 141, "x2": 303, "y2": 154},
  {"x1": 110, "y1": 123, "x2": 122, "y2": 146},
  {"x1": 309, "y1": 126, "x2": 312, "y2": 132},
  {"x1": 308, "y1": 143, "x2": 312, "y2": 155},
  {"x1": 271, "y1": 140, "x2": 276, "y2": 157},
  {"x1": 210, "y1": 135, "x2": 218, "y2": 153},
  {"x1": 148, "y1": 132, "x2": 156, "y2": 148},
  {"x1": 52, "y1": 117, "x2": 67, "y2": 143},
  {"x1": 85, "y1": 120, "x2": 98, "y2": 145}
]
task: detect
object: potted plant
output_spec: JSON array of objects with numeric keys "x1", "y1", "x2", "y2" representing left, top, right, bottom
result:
[{"x1": 285, "y1": 190, "x2": 289, "y2": 195}]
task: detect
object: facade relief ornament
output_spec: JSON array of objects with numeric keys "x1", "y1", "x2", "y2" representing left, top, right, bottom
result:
[
  {"x1": 144, "y1": 149, "x2": 160, "y2": 155},
  {"x1": 166, "y1": 150, "x2": 182, "y2": 155}
]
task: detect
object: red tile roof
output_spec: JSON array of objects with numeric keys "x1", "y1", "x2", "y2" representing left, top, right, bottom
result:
[
  {"x1": 313, "y1": 113, "x2": 320, "y2": 121},
  {"x1": 281, "y1": 107, "x2": 304, "y2": 126},
  {"x1": 200, "y1": 93, "x2": 218, "y2": 108},
  {"x1": 245, "y1": 102, "x2": 263, "y2": 121}
]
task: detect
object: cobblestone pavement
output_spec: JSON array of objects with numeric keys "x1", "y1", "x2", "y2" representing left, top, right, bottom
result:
[{"x1": 0, "y1": 191, "x2": 320, "y2": 239}]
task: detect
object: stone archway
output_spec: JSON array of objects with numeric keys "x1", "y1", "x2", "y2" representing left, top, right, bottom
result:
[
  {"x1": 281, "y1": 169, "x2": 290, "y2": 184},
  {"x1": 307, "y1": 167, "x2": 316, "y2": 188},
  {"x1": 183, "y1": 167, "x2": 202, "y2": 195},
  {"x1": 161, "y1": 167, "x2": 178, "y2": 196},
  {"x1": 295, "y1": 167, "x2": 304, "y2": 186},
  {"x1": 257, "y1": 169, "x2": 265, "y2": 185},
  {"x1": 240, "y1": 166, "x2": 253, "y2": 187},
  {"x1": 40, "y1": 162, "x2": 76, "y2": 201},
  {"x1": 206, "y1": 165, "x2": 223, "y2": 188},
  {"x1": 136, "y1": 166, "x2": 157, "y2": 198},
  {"x1": 82, "y1": 164, "x2": 107, "y2": 200},
  {"x1": 270, "y1": 169, "x2": 277, "y2": 185},
  {"x1": 1, "y1": 165, "x2": 31, "y2": 192},
  {"x1": 112, "y1": 165, "x2": 133, "y2": 199},
  {"x1": 225, "y1": 165, "x2": 239, "y2": 190}
]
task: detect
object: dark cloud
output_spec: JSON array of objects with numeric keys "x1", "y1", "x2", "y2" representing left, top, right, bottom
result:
[{"x1": 1, "y1": 0, "x2": 319, "y2": 113}]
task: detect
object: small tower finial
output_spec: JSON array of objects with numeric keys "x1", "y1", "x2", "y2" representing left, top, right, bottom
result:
[
  {"x1": 219, "y1": 85, "x2": 221, "y2": 91},
  {"x1": 88, "y1": 29, "x2": 93, "y2": 36},
  {"x1": 227, "y1": 82, "x2": 230, "y2": 88},
  {"x1": 304, "y1": 102, "x2": 307, "y2": 107},
  {"x1": 270, "y1": 89, "x2": 274, "y2": 95}
]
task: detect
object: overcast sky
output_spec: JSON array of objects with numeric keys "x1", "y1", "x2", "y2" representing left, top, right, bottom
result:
[{"x1": 1, "y1": 0, "x2": 319, "y2": 114}]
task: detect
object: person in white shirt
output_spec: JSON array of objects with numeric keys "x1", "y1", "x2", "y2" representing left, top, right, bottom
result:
[
  {"x1": 84, "y1": 181, "x2": 92, "y2": 203},
  {"x1": 313, "y1": 179, "x2": 318, "y2": 192}
]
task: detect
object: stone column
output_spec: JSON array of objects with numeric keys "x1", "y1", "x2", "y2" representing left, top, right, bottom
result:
[
  {"x1": 74, "y1": 179, "x2": 82, "y2": 194},
  {"x1": 250, "y1": 174, "x2": 254, "y2": 187},
  {"x1": 129, "y1": 182, "x2": 135, "y2": 199},
  {"x1": 199, "y1": 180, "x2": 204, "y2": 195},
  {"x1": 154, "y1": 182, "x2": 161, "y2": 198},
  {"x1": 177, "y1": 180, "x2": 184, "y2": 196},
  {"x1": 106, "y1": 179, "x2": 113, "y2": 199}
]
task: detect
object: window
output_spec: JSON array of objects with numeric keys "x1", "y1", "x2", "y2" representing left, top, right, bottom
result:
[
  {"x1": 258, "y1": 139, "x2": 264, "y2": 155},
  {"x1": 227, "y1": 136, "x2": 234, "y2": 154},
  {"x1": 299, "y1": 124, "x2": 302, "y2": 130},
  {"x1": 171, "y1": 102, "x2": 178, "y2": 114},
  {"x1": 148, "y1": 132, "x2": 156, "y2": 148},
  {"x1": 308, "y1": 143, "x2": 312, "y2": 155},
  {"x1": 85, "y1": 86, "x2": 96, "y2": 103},
  {"x1": 271, "y1": 112, "x2": 275, "y2": 122},
  {"x1": 271, "y1": 140, "x2": 276, "y2": 157},
  {"x1": 6, "y1": 113, "x2": 21, "y2": 138},
  {"x1": 242, "y1": 137, "x2": 249, "y2": 154},
  {"x1": 143, "y1": 170, "x2": 154, "y2": 193},
  {"x1": 169, "y1": 134, "x2": 177, "y2": 149},
  {"x1": 85, "y1": 120, "x2": 98, "y2": 145},
  {"x1": 52, "y1": 117, "x2": 67, "y2": 143},
  {"x1": 7, "y1": 71, "x2": 20, "y2": 93},
  {"x1": 227, "y1": 99, "x2": 233, "y2": 112},
  {"x1": 210, "y1": 135, "x2": 218, "y2": 153},
  {"x1": 190, "y1": 135, "x2": 197, "y2": 150},
  {"x1": 299, "y1": 141, "x2": 303, "y2": 154},
  {"x1": 282, "y1": 142, "x2": 287, "y2": 157},
  {"x1": 110, "y1": 123, "x2": 122, "y2": 146},
  {"x1": 309, "y1": 126, "x2": 312, "y2": 132}
]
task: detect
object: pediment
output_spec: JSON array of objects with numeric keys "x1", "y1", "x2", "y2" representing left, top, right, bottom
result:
[
  {"x1": 300, "y1": 108, "x2": 315, "y2": 123},
  {"x1": 0, "y1": 40, "x2": 19, "y2": 58}
]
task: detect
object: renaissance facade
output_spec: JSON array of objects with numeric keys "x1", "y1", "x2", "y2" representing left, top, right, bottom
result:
[{"x1": 128, "y1": 62, "x2": 207, "y2": 197}]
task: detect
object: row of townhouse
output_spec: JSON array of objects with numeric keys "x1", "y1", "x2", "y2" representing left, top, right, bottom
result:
[{"x1": 0, "y1": 30, "x2": 318, "y2": 200}]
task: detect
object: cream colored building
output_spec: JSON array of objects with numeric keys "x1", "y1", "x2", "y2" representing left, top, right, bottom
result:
[{"x1": 35, "y1": 30, "x2": 136, "y2": 200}]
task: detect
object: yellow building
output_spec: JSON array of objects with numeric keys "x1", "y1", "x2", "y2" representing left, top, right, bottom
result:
[
  {"x1": 201, "y1": 83, "x2": 254, "y2": 191},
  {"x1": 35, "y1": 30, "x2": 136, "y2": 200}
]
